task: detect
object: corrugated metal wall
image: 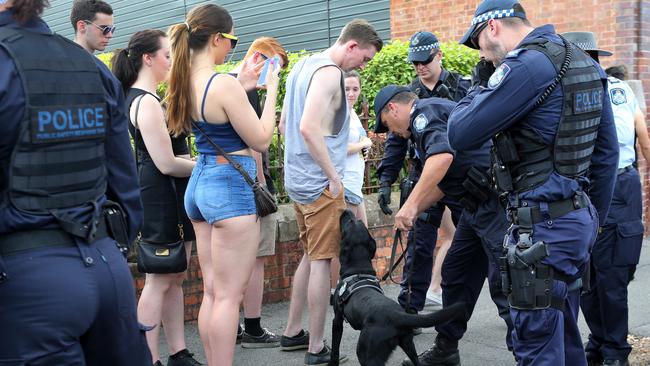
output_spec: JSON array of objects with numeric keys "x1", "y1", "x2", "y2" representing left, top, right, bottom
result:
[{"x1": 42, "y1": 0, "x2": 390, "y2": 59}]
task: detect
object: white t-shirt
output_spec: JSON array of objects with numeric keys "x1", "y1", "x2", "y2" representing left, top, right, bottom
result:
[
  {"x1": 342, "y1": 110, "x2": 366, "y2": 199},
  {"x1": 608, "y1": 77, "x2": 639, "y2": 169}
]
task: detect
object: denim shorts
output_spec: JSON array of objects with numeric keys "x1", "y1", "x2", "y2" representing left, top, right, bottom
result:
[
  {"x1": 344, "y1": 188, "x2": 363, "y2": 205},
  {"x1": 185, "y1": 154, "x2": 257, "y2": 224}
]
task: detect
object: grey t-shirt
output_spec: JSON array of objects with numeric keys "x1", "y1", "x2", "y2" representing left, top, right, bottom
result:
[{"x1": 283, "y1": 53, "x2": 349, "y2": 204}]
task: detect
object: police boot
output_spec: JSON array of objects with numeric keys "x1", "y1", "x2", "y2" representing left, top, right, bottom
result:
[
  {"x1": 401, "y1": 336, "x2": 460, "y2": 366},
  {"x1": 602, "y1": 360, "x2": 630, "y2": 366},
  {"x1": 586, "y1": 349, "x2": 603, "y2": 366},
  {"x1": 167, "y1": 349, "x2": 202, "y2": 366}
]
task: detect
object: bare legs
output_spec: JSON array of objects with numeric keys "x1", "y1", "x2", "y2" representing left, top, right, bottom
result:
[{"x1": 430, "y1": 208, "x2": 455, "y2": 294}]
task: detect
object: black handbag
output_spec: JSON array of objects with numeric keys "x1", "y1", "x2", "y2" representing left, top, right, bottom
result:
[
  {"x1": 192, "y1": 121, "x2": 278, "y2": 217},
  {"x1": 131, "y1": 92, "x2": 188, "y2": 274}
]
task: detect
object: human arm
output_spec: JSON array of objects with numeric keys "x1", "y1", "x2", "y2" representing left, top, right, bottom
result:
[
  {"x1": 133, "y1": 94, "x2": 194, "y2": 177},
  {"x1": 299, "y1": 66, "x2": 345, "y2": 194},
  {"x1": 278, "y1": 103, "x2": 286, "y2": 136},
  {"x1": 394, "y1": 154, "x2": 452, "y2": 231},
  {"x1": 634, "y1": 106, "x2": 650, "y2": 162},
  {"x1": 347, "y1": 136, "x2": 372, "y2": 155}
]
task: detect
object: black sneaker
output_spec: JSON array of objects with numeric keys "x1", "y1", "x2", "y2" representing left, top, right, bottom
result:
[
  {"x1": 401, "y1": 344, "x2": 460, "y2": 366},
  {"x1": 167, "y1": 349, "x2": 202, "y2": 366},
  {"x1": 241, "y1": 328, "x2": 281, "y2": 348},
  {"x1": 236, "y1": 324, "x2": 243, "y2": 344},
  {"x1": 304, "y1": 344, "x2": 347, "y2": 365},
  {"x1": 586, "y1": 349, "x2": 604, "y2": 366},
  {"x1": 280, "y1": 329, "x2": 310, "y2": 351},
  {"x1": 154, "y1": 361, "x2": 164, "y2": 366}
]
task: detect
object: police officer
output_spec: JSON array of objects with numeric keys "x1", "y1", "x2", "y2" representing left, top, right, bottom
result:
[
  {"x1": 373, "y1": 85, "x2": 514, "y2": 366},
  {"x1": 563, "y1": 31, "x2": 648, "y2": 366},
  {"x1": 448, "y1": 1, "x2": 619, "y2": 365},
  {"x1": 375, "y1": 31, "x2": 470, "y2": 315},
  {"x1": 0, "y1": 1, "x2": 151, "y2": 365}
]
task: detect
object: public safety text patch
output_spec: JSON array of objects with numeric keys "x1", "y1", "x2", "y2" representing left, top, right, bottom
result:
[
  {"x1": 573, "y1": 88, "x2": 603, "y2": 114},
  {"x1": 30, "y1": 103, "x2": 107, "y2": 143}
]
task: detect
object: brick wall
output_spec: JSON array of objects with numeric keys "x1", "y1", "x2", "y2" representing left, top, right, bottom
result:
[
  {"x1": 132, "y1": 193, "x2": 406, "y2": 321},
  {"x1": 391, "y1": 0, "x2": 650, "y2": 228}
]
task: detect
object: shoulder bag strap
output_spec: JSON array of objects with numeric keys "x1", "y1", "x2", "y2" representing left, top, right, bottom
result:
[{"x1": 190, "y1": 121, "x2": 256, "y2": 188}]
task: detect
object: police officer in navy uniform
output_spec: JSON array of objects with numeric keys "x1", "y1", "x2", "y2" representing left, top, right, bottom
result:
[
  {"x1": 0, "y1": 1, "x2": 152, "y2": 365},
  {"x1": 375, "y1": 32, "x2": 470, "y2": 315},
  {"x1": 563, "y1": 31, "x2": 647, "y2": 366},
  {"x1": 448, "y1": 1, "x2": 619, "y2": 365},
  {"x1": 373, "y1": 85, "x2": 514, "y2": 366}
]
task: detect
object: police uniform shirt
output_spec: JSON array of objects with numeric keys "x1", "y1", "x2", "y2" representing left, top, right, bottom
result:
[
  {"x1": 0, "y1": 10, "x2": 143, "y2": 238},
  {"x1": 447, "y1": 24, "x2": 618, "y2": 221},
  {"x1": 410, "y1": 69, "x2": 471, "y2": 102},
  {"x1": 608, "y1": 77, "x2": 639, "y2": 169}
]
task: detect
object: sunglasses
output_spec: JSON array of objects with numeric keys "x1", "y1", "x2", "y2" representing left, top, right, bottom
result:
[
  {"x1": 470, "y1": 21, "x2": 489, "y2": 49},
  {"x1": 412, "y1": 50, "x2": 438, "y2": 66},
  {"x1": 83, "y1": 20, "x2": 116, "y2": 36},
  {"x1": 219, "y1": 32, "x2": 238, "y2": 49}
]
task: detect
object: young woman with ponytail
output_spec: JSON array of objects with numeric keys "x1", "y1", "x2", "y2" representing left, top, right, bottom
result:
[
  {"x1": 166, "y1": 4, "x2": 280, "y2": 365},
  {"x1": 112, "y1": 30, "x2": 200, "y2": 366}
]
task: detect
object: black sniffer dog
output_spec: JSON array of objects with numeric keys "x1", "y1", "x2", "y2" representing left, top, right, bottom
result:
[{"x1": 329, "y1": 210, "x2": 464, "y2": 366}]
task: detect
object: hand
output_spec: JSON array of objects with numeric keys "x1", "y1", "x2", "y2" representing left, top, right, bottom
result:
[
  {"x1": 328, "y1": 177, "x2": 342, "y2": 197},
  {"x1": 394, "y1": 204, "x2": 418, "y2": 232},
  {"x1": 377, "y1": 184, "x2": 393, "y2": 215},
  {"x1": 359, "y1": 137, "x2": 372, "y2": 149},
  {"x1": 237, "y1": 53, "x2": 264, "y2": 91},
  {"x1": 471, "y1": 59, "x2": 496, "y2": 89}
]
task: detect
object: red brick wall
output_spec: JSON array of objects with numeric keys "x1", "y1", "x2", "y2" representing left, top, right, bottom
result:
[{"x1": 392, "y1": 0, "x2": 650, "y2": 229}]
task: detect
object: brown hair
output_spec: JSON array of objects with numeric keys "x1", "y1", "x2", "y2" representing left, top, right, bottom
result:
[
  {"x1": 70, "y1": 0, "x2": 113, "y2": 31},
  {"x1": 243, "y1": 37, "x2": 289, "y2": 69},
  {"x1": 11, "y1": 0, "x2": 50, "y2": 24},
  {"x1": 112, "y1": 29, "x2": 166, "y2": 92},
  {"x1": 167, "y1": 4, "x2": 233, "y2": 136},
  {"x1": 344, "y1": 70, "x2": 361, "y2": 84},
  {"x1": 337, "y1": 19, "x2": 383, "y2": 52}
]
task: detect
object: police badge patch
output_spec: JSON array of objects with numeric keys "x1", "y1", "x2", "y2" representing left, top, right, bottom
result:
[
  {"x1": 610, "y1": 88, "x2": 627, "y2": 105},
  {"x1": 414, "y1": 113, "x2": 428, "y2": 132},
  {"x1": 488, "y1": 63, "x2": 511, "y2": 89}
]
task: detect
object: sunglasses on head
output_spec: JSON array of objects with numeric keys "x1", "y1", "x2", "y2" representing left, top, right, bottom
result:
[
  {"x1": 83, "y1": 20, "x2": 116, "y2": 36},
  {"x1": 470, "y1": 21, "x2": 489, "y2": 49},
  {"x1": 219, "y1": 32, "x2": 238, "y2": 49},
  {"x1": 412, "y1": 50, "x2": 438, "y2": 66}
]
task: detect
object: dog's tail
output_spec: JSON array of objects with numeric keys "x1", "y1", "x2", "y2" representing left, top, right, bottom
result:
[{"x1": 396, "y1": 303, "x2": 466, "y2": 329}]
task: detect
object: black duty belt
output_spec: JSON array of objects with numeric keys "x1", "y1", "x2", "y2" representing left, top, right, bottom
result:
[
  {"x1": 0, "y1": 220, "x2": 109, "y2": 256},
  {"x1": 513, "y1": 193, "x2": 590, "y2": 225},
  {"x1": 617, "y1": 165, "x2": 634, "y2": 175}
]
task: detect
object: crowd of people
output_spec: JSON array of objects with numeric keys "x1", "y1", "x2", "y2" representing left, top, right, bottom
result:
[{"x1": 0, "y1": 0, "x2": 647, "y2": 366}]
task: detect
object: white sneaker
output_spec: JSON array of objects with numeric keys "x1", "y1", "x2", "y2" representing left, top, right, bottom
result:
[{"x1": 425, "y1": 291, "x2": 443, "y2": 305}]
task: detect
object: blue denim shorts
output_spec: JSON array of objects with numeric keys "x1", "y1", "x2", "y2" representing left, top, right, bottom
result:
[
  {"x1": 184, "y1": 154, "x2": 257, "y2": 224},
  {"x1": 344, "y1": 188, "x2": 363, "y2": 205}
]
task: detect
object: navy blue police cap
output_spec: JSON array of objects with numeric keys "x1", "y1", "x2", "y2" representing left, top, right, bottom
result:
[
  {"x1": 459, "y1": 0, "x2": 527, "y2": 49},
  {"x1": 408, "y1": 32, "x2": 440, "y2": 62},
  {"x1": 374, "y1": 85, "x2": 411, "y2": 133}
]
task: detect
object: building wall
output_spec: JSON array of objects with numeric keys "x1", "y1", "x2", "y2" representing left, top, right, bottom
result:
[{"x1": 391, "y1": 0, "x2": 650, "y2": 229}]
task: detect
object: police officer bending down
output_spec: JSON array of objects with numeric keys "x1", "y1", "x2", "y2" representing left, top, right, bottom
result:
[
  {"x1": 449, "y1": 1, "x2": 618, "y2": 365},
  {"x1": 375, "y1": 31, "x2": 470, "y2": 315},
  {"x1": 373, "y1": 86, "x2": 514, "y2": 366},
  {"x1": 0, "y1": 1, "x2": 152, "y2": 364}
]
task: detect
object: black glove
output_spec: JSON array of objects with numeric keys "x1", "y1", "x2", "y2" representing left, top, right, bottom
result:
[
  {"x1": 471, "y1": 59, "x2": 496, "y2": 89},
  {"x1": 377, "y1": 184, "x2": 393, "y2": 215}
]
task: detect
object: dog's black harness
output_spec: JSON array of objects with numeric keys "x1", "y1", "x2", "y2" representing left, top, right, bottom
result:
[{"x1": 334, "y1": 274, "x2": 384, "y2": 322}]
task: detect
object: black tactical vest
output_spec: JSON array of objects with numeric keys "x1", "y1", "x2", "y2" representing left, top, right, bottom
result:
[
  {"x1": 0, "y1": 27, "x2": 108, "y2": 214},
  {"x1": 409, "y1": 70, "x2": 463, "y2": 102},
  {"x1": 498, "y1": 38, "x2": 603, "y2": 192}
]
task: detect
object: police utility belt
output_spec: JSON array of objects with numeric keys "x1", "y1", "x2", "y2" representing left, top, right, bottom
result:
[{"x1": 0, "y1": 201, "x2": 129, "y2": 257}]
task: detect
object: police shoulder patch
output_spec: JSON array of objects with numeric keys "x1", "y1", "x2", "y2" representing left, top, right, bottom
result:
[
  {"x1": 488, "y1": 63, "x2": 511, "y2": 89},
  {"x1": 610, "y1": 88, "x2": 627, "y2": 105},
  {"x1": 414, "y1": 113, "x2": 428, "y2": 132}
]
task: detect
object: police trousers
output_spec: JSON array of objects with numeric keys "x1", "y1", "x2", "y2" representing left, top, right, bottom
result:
[
  {"x1": 0, "y1": 237, "x2": 152, "y2": 366},
  {"x1": 508, "y1": 200, "x2": 599, "y2": 366},
  {"x1": 581, "y1": 167, "x2": 644, "y2": 361},
  {"x1": 436, "y1": 195, "x2": 514, "y2": 351}
]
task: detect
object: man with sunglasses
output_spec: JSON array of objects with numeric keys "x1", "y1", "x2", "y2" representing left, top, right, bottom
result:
[
  {"x1": 447, "y1": 1, "x2": 618, "y2": 365},
  {"x1": 70, "y1": 0, "x2": 115, "y2": 54},
  {"x1": 376, "y1": 32, "x2": 470, "y2": 321},
  {"x1": 0, "y1": 0, "x2": 151, "y2": 365}
]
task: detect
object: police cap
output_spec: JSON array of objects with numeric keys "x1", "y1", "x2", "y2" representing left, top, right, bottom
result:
[
  {"x1": 459, "y1": 0, "x2": 527, "y2": 49},
  {"x1": 408, "y1": 32, "x2": 440, "y2": 62},
  {"x1": 373, "y1": 85, "x2": 411, "y2": 134}
]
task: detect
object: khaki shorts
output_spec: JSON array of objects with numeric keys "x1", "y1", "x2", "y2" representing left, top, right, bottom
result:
[
  {"x1": 293, "y1": 188, "x2": 346, "y2": 260},
  {"x1": 257, "y1": 212, "x2": 277, "y2": 257}
]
